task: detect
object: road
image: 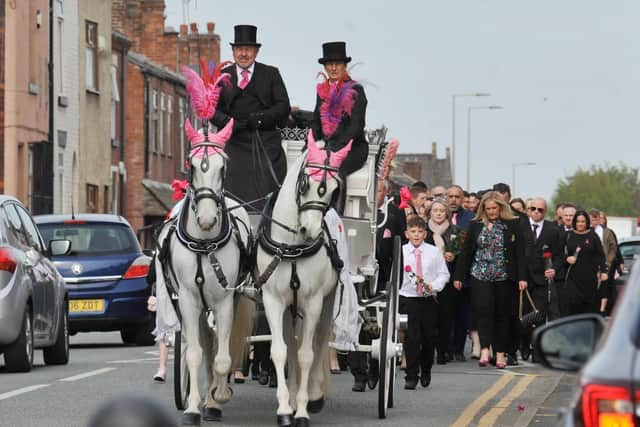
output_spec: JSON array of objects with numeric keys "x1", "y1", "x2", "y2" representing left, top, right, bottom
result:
[{"x1": 0, "y1": 332, "x2": 575, "y2": 427}]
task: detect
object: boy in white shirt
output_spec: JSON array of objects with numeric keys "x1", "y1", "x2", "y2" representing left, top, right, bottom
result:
[{"x1": 401, "y1": 216, "x2": 450, "y2": 390}]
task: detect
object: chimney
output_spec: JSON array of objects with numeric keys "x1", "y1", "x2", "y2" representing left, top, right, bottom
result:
[
  {"x1": 432, "y1": 141, "x2": 437, "y2": 156},
  {"x1": 190, "y1": 22, "x2": 198, "y2": 34},
  {"x1": 207, "y1": 22, "x2": 215, "y2": 34},
  {"x1": 445, "y1": 147, "x2": 450, "y2": 159},
  {"x1": 180, "y1": 24, "x2": 188, "y2": 37}
]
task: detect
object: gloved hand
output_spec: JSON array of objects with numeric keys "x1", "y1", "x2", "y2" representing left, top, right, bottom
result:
[{"x1": 247, "y1": 112, "x2": 265, "y2": 131}]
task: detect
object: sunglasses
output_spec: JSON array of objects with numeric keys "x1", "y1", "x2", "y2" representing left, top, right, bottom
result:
[
  {"x1": 432, "y1": 193, "x2": 444, "y2": 198},
  {"x1": 528, "y1": 206, "x2": 545, "y2": 213}
]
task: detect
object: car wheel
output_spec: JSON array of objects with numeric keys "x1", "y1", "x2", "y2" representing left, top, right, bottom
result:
[
  {"x1": 135, "y1": 316, "x2": 156, "y2": 346},
  {"x1": 120, "y1": 328, "x2": 137, "y2": 345},
  {"x1": 4, "y1": 308, "x2": 34, "y2": 372},
  {"x1": 43, "y1": 305, "x2": 69, "y2": 365}
]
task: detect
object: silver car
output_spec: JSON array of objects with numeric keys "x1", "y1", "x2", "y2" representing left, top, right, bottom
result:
[{"x1": 0, "y1": 196, "x2": 71, "y2": 372}]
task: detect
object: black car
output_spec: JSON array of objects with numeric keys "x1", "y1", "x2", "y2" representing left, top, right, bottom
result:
[{"x1": 533, "y1": 262, "x2": 640, "y2": 426}]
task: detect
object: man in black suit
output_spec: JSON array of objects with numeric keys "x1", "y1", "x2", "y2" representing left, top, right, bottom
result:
[
  {"x1": 212, "y1": 25, "x2": 291, "y2": 207},
  {"x1": 520, "y1": 197, "x2": 563, "y2": 361}
]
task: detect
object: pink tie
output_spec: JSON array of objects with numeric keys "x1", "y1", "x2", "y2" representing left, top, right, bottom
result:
[
  {"x1": 239, "y1": 69, "x2": 250, "y2": 89},
  {"x1": 414, "y1": 248, "x2": 423, "y2": 295}
]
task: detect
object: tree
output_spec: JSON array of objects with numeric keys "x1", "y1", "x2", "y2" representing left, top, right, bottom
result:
[{"x1": 552, "y1": 163, "x2": 640, "y2": 216}]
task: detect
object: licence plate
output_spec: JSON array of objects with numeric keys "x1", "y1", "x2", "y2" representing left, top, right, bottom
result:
[{"x1": 69, "y1": 299, "x2": 104, "y2": 313}]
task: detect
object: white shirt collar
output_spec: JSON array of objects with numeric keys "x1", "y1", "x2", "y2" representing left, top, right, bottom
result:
[{"x1": 529, "y1": 218, "x2": 544, "y2": 227}]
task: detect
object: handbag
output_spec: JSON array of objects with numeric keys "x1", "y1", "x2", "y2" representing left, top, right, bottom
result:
[{"x1": 519, "y1": 289, "x2": 546, "y2": 328}]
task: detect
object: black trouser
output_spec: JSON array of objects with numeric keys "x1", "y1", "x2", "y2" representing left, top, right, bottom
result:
[
  {"x1": 450, "y1": 286, "x2": 471, "y2": 354},
  {"x1": 471, "y1": 278, "x2": 516, "y2": 353},
  {"x1": 555, "y1": 279, "x2": 570, "y2": 318},
  {"x1": 436, "y1": 283, "x2": 456, "y2": 358},
  {"x1": 349, "y1": 327, "x2": 371, "y2": 381},
  {"x1": 402, "y1": 296, "x2": 437, "y2": 381},
  {"x1": 520, "y1": 283, "x2": 550, "y2": 351},
  {"x1": 547, "y1": 281, "x2": 561, "y2": 321}
]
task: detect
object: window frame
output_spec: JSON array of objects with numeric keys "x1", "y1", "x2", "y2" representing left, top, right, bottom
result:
[{"x1": 85, "y1": 21, "x2": 99, "y2": 91}]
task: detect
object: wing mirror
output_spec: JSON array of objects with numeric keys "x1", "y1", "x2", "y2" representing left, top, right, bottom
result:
[
  {"x1": 533, "y1": 314, "x2": 605, "y2": 372},
  {"x1": 142, "y1": 249, "x2": 155, "y2": 258},
  {"x1": 48, "y1": 239, "x2": 71, "y2": 256}
]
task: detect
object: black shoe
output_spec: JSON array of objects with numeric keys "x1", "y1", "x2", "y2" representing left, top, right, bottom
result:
[
  {"x1": 445, "y1": 352, "x2": 453, "y2": 362},
  {"x1": 436, "y1": 353, "x2": 447, "y2": 365},
  {"x1": 454, "y1": 353, "x2": 466, "y2": 362},
  {"x1": 352, "y1": 379, "x2": 366, "y2": 392},
  {"x1": 258, "y1": 370, "x2": 269, "y2": 386},
  {"x1": 268, "y1": 373, "x2": 277, "y2": 388},
  {"x1": 404, "y1": 379, "x2": 418, "y2": 390},
  {"x1": 520, "y1": 347, "x2": 531, "y2": 361},
  {"x1": 531, "y1": 351, "x2": 541, "y2": 364},
  {"x1": 420, "y1": 373, "x2": 431, "y2": 388},
  {"x1": 507, "y1": 353, "x2": 519, "y2": 366}
]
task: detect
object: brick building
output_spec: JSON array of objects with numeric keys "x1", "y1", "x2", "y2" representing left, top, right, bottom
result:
[
  {"x1": 394, "y1": 142, "x2": 453, "y2": 189},
  {"x1": 112, "y1": 0, "x2": 221, "y2": 234}
]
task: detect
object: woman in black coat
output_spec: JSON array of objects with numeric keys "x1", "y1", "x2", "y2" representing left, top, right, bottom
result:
[
  {"x1": 562, "y1": 210, "x2": 608, "y2": 315},
  {"x1": 425, "y1": 199, "x2": 462, "y2": 364},
  {"x1": 311, "y1": 42, "x2": 368, "y2": 178},
  {"x1": 453, "y1": 192, "x2": 528, "y2": 369}
]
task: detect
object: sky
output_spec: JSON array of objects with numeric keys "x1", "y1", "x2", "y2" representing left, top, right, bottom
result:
[{"x1": 164, "y1": 0, "x2": 639, "y2": 202}]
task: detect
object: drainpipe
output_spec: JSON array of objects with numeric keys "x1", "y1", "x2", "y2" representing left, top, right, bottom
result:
[{"x1": 48, "y1": 0, "x2": 54, "y2": 213}]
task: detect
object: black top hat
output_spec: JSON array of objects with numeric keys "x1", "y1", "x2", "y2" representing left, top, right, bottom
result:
[
  {"x1": 230, "y1": 25, "x2": 261, "y2": 47},
  {"x1": 318, "y1": 42, "x2": 352, "y2": 65}
]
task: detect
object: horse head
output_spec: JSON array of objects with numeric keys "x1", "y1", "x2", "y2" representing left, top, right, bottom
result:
[
  {"x1": 296, "y1": 130, "x2": 352, "y2": 240},
  {"x1": 186, "y1": 118, "x2": 233, "y2": 231}
]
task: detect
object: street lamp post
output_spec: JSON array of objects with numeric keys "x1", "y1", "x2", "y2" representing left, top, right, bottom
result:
[
  {"x1": 512, "y1": 162, "x2": 536, "y2": 196},
  {"x1": 451, "y1": 93, "x2": 490, "y2": 182},
  {"x1": 466, "y1": 105, "x2": 503, "y2": 191}
]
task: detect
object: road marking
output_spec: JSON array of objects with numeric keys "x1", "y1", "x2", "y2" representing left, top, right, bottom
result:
[
  {"x1": 478, "y1": 374, "x2": 536, "y2": 426},
  {"x1": 58, "y1": 367, "x2": 116, "y2": 382},
  {"x1": 107, "y1": 357, "x2": 160, "y2": 364},
  {"x1": 0, "y1": 384, "x2": 50, "y2": 400},
  {"x1": 450, "y1": 372, "x2": 515, "y2": 427}
]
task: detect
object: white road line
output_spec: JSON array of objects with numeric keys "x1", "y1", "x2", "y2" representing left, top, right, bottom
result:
[
  {"x1": 0, "y1": 384, "x2": 50, "y2": 401},
  {"x1": 58, "y1": 367, "x2": 116, "y2": 382},
  {"x1": 107, "y1": 357, "x2": 160, "y2": 364}
]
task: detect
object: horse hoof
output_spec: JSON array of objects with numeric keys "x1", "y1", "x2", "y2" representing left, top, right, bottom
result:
[
  {"x1": 211, "y1": 386, "x2": 233, "y2": 403},
  {"x1": 295, "y1": 417, "x2": 310, "y2": 427},
  {"x1": 277, "y1": 414, "x2": 294, "y2": 426},
  {"x1": 181, "y1": 412, "x2": 201, "y2": 426},
  {"x1": 307, "y1": 397, "x2": 324, "y2": 414},
  {"x1": 202, "y1": 407, "x2": 222, "y2": 422}
]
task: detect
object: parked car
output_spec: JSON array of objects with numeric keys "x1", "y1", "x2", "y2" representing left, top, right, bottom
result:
[
  {"x1": 619, "y1": 236, "x2": 640, "y2": 281},
  {"x1": 0, "y1": 196, "x2": 71, "y2": 372},
  {"x1": 533, "y1": 262, "x2": 640, "y2": 426},
  {"x1": 35, "y1": 214, "x2": 154, "y2": 346}
]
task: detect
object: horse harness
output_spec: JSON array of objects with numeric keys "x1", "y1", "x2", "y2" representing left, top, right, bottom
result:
[
  {"x1": 158, "y1": 138, "x2": 252, "y2": 316},
  {"x1": 255, "y1": 153, "x2": 344, "y2": 327}
]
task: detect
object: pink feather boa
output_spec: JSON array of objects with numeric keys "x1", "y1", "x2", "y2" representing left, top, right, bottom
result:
[{"x1": 317, "y1": 73, "x2": 358, "y2": 138}]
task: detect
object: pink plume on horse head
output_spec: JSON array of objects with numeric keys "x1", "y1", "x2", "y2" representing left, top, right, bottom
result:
[
  {"x1": 305, "y1": 130, "x2": 352, "y2": 181},
  {"x1": 208, "y1": 118, "x2": 234, "y2": 147}
]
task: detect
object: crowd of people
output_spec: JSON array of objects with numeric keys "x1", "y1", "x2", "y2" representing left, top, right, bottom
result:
[{"x1": 374, "y1": 180, "x2": 623, "y2": 391}]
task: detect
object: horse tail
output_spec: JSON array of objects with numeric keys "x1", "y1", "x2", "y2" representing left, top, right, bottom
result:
[{"x1": 229, "y1": 293, "x2": 255, "y2": 371}]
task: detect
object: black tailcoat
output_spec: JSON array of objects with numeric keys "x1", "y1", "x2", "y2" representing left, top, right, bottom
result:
[
  {"x1": 522, "y1": 219, "x2": 564, "y2": 286},
  {"x1": 311, "y1": 81, "x2": 368, "y2": 176},
  {"x1": 212, "y1": 62, "x2": 291, "y2": 205}
]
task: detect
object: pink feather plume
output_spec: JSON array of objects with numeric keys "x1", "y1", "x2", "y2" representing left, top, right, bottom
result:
[
  {"x1": 182, "y1": 66, "x2": 213, "y2": 120},
  {"x1": 305, "y1": 130, "x2": 352, "y2": 181}
]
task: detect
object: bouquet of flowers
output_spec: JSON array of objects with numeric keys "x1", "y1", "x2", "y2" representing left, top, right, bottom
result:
[
  {"x1": 542, "y1": 245, "x2": 553, "y2": 285},
  {"x1": 445, "y1": 230, "x2": 467, "y2": 256},
  {"x1": 405, "y1": 265, "x2": 435, "y2": 298}
]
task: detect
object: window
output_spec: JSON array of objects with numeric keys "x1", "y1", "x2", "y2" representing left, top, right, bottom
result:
[
  {"x1": 159, "y1": 93, "x2": 165, "y2": 154},
  {"x1": 110, "y1": 169, "x2": 118, "y2": 214},
  {"x1": 166, "y1": 95, "x2": 173, "y2": 156},
  {"x1": 86, "y1": 184, "x2": 99, "y2": 213},
  {"x1": 38, "y1": 223, "x2": 139, "y2": 256},
  {"x1": 179, "y1": 97, "x2": 186, "y2": 172},
  {"x1": 151, "y1": 90, "x2": 158, "y2": 153},
  {"x1": 111, "y1": 54, "x2": 120, "y2": 144},
  {"x1": 15, "y1": 206, "x2": 43, "y2": 252},
  {"x1": 85, "y1": 21, "x2": 98, "y2": 90},
  {"x1": 3, "y1": 204, "x2": 29, "y2": 247},
  {"x1": 57, "y1": 17, "x2": 65, "y2": 94}
]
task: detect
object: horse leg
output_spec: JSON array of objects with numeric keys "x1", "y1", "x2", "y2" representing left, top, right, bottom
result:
[
  {"x1": 209, "y1": 295, "x2": 234, "y2": 404},
  {"x1": 294, "y1": 294, "x2": 323, "y2": 424},
  {"x1": 284, "y1": 310, "x2": 298, "y2": 412},
  {"x1": 180, "y1": 292, "x2": 204, "y2": 424},
  {"x1": 201, "y1": 313, "x2": 223, "y2": 421},
  {"x1": 308, "y1": 292, "x2": 334, "y2": 413},
  {"x1": 263, "y1": 290, "x2": 294, "y2": 425}
]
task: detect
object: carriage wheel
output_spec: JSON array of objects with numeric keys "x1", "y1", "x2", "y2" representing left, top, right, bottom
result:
[
  {"x1": 173, "y1": 330, "x2": 190, "y2": 410},
  {"x1": 378, "y1": 236, "x2": 401, "y2": 418}
]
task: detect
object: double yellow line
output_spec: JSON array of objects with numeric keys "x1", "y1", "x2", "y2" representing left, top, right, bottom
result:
[{"x1": 450, "y1": 372, "x2": 536, "y2": 427}]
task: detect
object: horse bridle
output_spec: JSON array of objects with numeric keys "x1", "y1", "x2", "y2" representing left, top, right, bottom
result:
[
  {"x1": 295, "y1": 153, "x2": 342, "y2": 214},
  {"x1": 188, "y1": 140, "x2": 227, "y2": 213}
]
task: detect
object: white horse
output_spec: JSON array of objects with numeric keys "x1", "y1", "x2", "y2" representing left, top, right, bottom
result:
[
  {"x1": 155, "y1": 118, "x2": 254, "y2": 426},
  {"x1": 256, "y1": 132, "x2": 352, "y2": 427}
]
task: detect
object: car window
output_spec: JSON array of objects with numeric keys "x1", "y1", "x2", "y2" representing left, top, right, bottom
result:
[
  {"x1": 2, "y1": 204, "x2": 30, "y2": 247},
  {"x1": 620, "y1": 243, "x2": 640, "y2": 259},
  {"x1": 14, "y1": 206, "x2": 43, "y2": 252},
  {"x1": 38, "y1": 223, "x2": 140, "y2": 255}
]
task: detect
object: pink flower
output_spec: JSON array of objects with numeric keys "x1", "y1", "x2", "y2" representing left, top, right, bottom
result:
[
  {"x1": 585, "y1": 239, "x2": 590, "y2": 245},
  {"x1": 405, "y1": 265, "x2": 412, "y2": 273},
  {"x1": 171, "y1": 179, "x2": 189, "y2": 201},
  {"x1": 398, "y1": 186, "x2": 412, "y2": 209},
  {"x1": 518, "y1": 404, "x2": 525, "y2": 412}
]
